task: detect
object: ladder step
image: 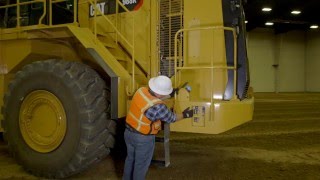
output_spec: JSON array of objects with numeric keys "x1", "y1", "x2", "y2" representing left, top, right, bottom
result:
[
  {"x1": 155, "y1": 137, "x2": 164, "y2": 142},
  {"x1": 155, "y1": 138, "x2": 169, "y2": 143},
  {"x1": 115, "y1": 56, "x2": 127, "y2": 62},
  {"x1": 101, "y1": 42, "x2": 117, "y2": 49},
  {"x1": 152, "y1": 123, "x2": 170, "y2": 168},
  {"x1": 151, "y1": 160, "x2": 170, "y2": 167}
]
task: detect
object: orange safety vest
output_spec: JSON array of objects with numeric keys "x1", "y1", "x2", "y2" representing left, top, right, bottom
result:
[{"x1": 126, "y1": 87, "x2": 163, "y2": 135}]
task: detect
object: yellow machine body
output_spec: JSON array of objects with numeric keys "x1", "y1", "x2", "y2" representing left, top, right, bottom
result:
[
  {"x1": 0, "y1": 0, "x2": 253, "y2": 177},
  {"x1": 0, "y1": 0, "x2": 253, "y2": 134}
]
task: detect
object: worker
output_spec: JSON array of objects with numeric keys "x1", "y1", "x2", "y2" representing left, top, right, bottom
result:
[{"x1": 123, "y1": 75, "x2": 194, "y2": 180}]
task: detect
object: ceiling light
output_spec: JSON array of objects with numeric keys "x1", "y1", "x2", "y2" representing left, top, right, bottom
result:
[
  {"x1": 310, "y1": 25, "x2": 319, "y2": 29},
  {"x1": 265, "y1": 22, "x2": 274, "y2": 26},
  {"x1": 262, "y1": 7, "x2": 272, "y2": 12},
  {"x1": 291, "y1": 10, "x2": 301, "y2": 15},
  {"x1": 245, "y1": 20, "x2": 248, "y2": 24}
]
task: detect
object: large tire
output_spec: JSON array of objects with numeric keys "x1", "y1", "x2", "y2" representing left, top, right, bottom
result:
[{"x1": 2, "y1": 60, "x2": 116, "y2": 178}]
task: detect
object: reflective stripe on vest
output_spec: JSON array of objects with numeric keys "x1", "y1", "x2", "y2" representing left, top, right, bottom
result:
[
  {"x1": 126, "y1": 87, "x2": 163, "y2": 135},
  {"x1": 136, "y1": 88, "x2": 161, "y2": 130}
]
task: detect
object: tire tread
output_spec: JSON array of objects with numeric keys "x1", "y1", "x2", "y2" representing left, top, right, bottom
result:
[{"x1": 2, "y1": 60, "x2": 116, "y2": 178}]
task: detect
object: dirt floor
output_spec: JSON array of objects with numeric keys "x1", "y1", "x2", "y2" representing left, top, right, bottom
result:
[{"x1": 1, "y1": 93, "x2": 320, "y2": 179}]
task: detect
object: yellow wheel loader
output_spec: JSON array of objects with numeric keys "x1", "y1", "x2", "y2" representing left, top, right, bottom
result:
[{"x1": 0, "y1": 0, "x2": 253, "y2": 178}]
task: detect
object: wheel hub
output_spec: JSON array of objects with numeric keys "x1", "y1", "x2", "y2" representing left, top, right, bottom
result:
[{"x1": 19, "y1": 90, "x2": 67, "y2": 153}]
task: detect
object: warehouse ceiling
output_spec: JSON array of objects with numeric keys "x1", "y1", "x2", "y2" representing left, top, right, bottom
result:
[{"x1": 244, "y1": 0, "x2": 320, "y2": 33}]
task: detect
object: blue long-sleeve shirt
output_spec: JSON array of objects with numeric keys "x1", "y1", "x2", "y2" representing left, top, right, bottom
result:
[{"x1": 144, "y1": 104, "x2": 176, "y2": 123}]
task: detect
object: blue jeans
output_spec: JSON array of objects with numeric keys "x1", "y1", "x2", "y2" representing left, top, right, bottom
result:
[{"x1": 123, "y1": 128, "x2": 155, "y2": 180}]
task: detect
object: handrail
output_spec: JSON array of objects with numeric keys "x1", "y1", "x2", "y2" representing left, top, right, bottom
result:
[
  {"x1": 87, "y1": 0, "x2": 136, "y2": 95},
  {"x1": 39, "y1": 1, "x2": 47, "y2": 25},
  {"x1": 116, "y1": 0, "x2": 135, "y2": 95},
  {"x1": 0, "y1": 0, "x2": 46, "y2": 28},
  {"x1": 0, "y1": 0, "x2": 45, "y2": 9},
  {"x1": 0, "y1": 0, "x2": 134, "y2": 93},
  {"x1": 0, "y1": 0, "x2": 78, "y2": 28},
  {"x1": 176, "y1": 66, "x2": 235, "y2": 70},
  {"x1": 174, "y1": 26, "x2": 238, "y2": 104},
  {"x1": 51, "y1": 0, "x2": 68, "y2": 3}
]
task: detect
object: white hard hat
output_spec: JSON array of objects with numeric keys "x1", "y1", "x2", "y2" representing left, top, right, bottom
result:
[{"x1": 148, "y1": 75, "x2": 173, "y2": 96}]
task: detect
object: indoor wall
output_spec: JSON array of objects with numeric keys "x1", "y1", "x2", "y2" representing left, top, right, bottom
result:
[
  {"x1": 306, "y1": 31, "x2": 320, "y2": 91},
  {"x1": 247, "y1": 28, "x2": 320, "y2": 92}
]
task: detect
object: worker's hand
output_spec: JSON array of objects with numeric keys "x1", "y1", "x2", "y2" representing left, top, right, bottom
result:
[
  {"x1": 182, "y1": 107, "x2": 194, "y2": 118},
  {"x1": 170, "y1": 88, "x2": 179, "y2": 97}
]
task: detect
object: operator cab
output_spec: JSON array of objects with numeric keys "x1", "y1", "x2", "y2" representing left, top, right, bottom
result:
[{"x1": 0, "y1": 0, "x2": 74, "y2": 28}]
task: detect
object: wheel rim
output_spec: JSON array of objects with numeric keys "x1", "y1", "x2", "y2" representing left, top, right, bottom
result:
[{"x1": 19, "y1": 90, "x2": 67, "y2": 153}]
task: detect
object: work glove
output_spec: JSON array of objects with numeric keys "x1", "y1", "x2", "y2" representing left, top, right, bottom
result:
[
  {"x1": 170, "y1": 88, "x2": 179, "y2": 97},
  {"x1": 182, "y1": 107, "x2": 194, "y2": 118}
]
